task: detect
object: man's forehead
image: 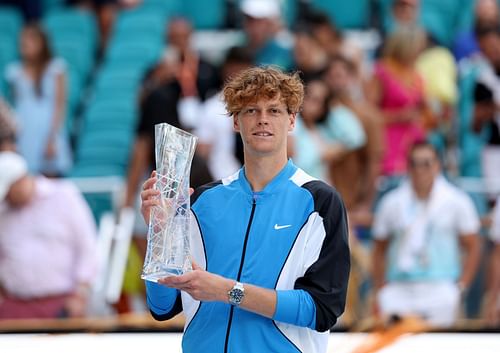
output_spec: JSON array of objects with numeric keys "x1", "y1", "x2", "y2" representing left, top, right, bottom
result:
[{"x1": 244, "y1": 96, "x2": 286, "y2": 108}]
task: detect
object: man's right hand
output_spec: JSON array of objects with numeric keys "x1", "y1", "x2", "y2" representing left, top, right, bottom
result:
[{"x1": 140, "y1": 171, "x2": 160, "y2": 224}]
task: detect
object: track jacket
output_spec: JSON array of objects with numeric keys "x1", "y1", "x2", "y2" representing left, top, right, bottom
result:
[{"x1": 146, "y1": 160, "x2": 350, "y2": 353}]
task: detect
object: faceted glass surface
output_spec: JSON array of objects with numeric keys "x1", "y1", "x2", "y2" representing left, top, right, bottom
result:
[{"x1": 141, "y1": 123, "x2": 197, "y2": 282}]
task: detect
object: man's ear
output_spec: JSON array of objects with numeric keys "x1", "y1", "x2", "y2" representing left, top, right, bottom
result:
[
  {"x1": 233, "y1": 114, "x2": 240, "y2": 132},
  {"x1": 288, "y1": 113, "x2": 296, "y2": 132}
]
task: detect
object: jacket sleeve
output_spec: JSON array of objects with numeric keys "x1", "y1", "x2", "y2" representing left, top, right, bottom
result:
[
  {"x1": 145, "y1": 281, "x2": 182, "y2": 321},
  {"x1": 273, "y1": 289, "x2": 317, "y2": 329},
  {"x1": 294, "y1": 181, "x2": 351, "y2": 332}
]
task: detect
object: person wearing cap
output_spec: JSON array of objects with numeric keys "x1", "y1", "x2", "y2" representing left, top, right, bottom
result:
[
  {"x1": 240, "y1": 0, "x2": 293, "y2": 70},
  {"x1": 0, "y1": 152, "x2": 98, "y2": 319},
  {"x1": 141, "y1": 67, "x2": 350, "y2": 353}
]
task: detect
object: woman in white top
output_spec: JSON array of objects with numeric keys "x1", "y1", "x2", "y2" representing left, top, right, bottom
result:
[{"x1": 5, "y1": 23, "x2": 71, "y2": 175}]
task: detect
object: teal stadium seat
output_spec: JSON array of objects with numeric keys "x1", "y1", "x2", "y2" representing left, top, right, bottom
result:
[
  {"x1": 136, "y1": 0, "x2": 182, "y2": 18},
  {"x1": 310, "y1": 0, "x2": 370, "y2": 29},
  {"x1": 181, "y1": 0, "x2": 226, "y2": 29},
  {"x1": 0, "y1": 34, "x2": 18, "y2": 96},
  {"x1": 0, "y1": 6, "x2": 22, "y2": 95},
  {"x1": 0, "y1": 6, "x2": 23, "y2": 39},
  {"x1": 42, "y1": 0, "x2": 65, "y2": 13},
  {"x1": 105, "y1": 41, "x2": 162, "y2": 72},
  {"x1": 457, "y1": 60, "x2": 489, "y2": 216},
  {"x1": 43, "y1": 9, "x2": 98, "y2": 57}
]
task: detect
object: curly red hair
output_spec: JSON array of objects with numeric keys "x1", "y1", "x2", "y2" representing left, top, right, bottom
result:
[{"x1": 222, "y1": 67, "x2": 304, "y2": 116}]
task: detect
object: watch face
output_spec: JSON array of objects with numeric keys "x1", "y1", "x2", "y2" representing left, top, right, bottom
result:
[{"x1": 229, "y1": 288, "x2": 244, "y2": 305}]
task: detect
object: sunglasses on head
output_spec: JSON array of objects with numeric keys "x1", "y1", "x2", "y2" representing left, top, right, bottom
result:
[{"x1": 409, "y1": 158, "x2": 434, "y2": 169}]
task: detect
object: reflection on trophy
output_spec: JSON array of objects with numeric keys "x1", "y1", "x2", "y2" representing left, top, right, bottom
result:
[{"x1": 141, "y1": 123, "x2": 198, "y2": 282}]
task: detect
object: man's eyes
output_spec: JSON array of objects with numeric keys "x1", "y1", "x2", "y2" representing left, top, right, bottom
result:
[{"x1": 242, "y1": 108, "x2": 285, "y2": 116}]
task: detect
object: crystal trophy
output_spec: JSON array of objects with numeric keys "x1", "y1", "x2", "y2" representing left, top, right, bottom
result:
[{"x1": 141, "y1": 123, "x2": 198, "y2": 282}]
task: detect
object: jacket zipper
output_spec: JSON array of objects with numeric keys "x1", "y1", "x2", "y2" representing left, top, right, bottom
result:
[{"x1": 224, "y1": 196, "x2": 257, "y2": 353}]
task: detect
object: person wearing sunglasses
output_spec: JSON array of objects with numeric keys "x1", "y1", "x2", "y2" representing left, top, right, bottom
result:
[{"x1": 371, "y1": 141, "x2": 481, "y2": 327}]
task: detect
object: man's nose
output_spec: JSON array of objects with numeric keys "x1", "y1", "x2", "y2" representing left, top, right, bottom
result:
[{"x1": 256, "y1": 111, "x2": 270, "y2": 124}]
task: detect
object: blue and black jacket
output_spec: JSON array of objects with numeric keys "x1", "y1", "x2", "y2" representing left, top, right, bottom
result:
[{"x1": 146, "y1": 160, "x2": 350, "y2": 353}]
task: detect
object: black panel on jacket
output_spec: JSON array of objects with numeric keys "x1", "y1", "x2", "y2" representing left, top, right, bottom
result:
[
  {"x1": 150, "y1": 293, "x2": 183, "y2": 321},
  {"x1": 295, "y1": 180, "x2": 350, "y2": 332}
]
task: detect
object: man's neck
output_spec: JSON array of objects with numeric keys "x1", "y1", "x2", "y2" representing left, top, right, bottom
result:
[
  {"x1": 413, "y1": 183, "x2": 433, "y2": 200},
  {"x1": 244, "y1": 154, "x2": 288, "y2": 192}
]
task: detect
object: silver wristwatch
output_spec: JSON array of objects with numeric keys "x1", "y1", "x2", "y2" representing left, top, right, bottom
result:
[{"x1": 228, "y1": 281, "x2": 245, "y2": 306}]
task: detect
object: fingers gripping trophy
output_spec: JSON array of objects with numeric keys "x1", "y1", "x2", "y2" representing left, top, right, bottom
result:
[{"x1": 141, "y1": 123, "x2": 198, "y2": 282}]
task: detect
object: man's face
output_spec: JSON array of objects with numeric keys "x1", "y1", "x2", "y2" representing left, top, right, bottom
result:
[
  {"x1": 393, "y1": 0, "x2": 419, "y2": 25},
  {"x1": 243, "y1": 15, "x2": 273, "y2": 47},
  {"x1": 167, "y1": 19, "x2": 192, "y2": 53},
  {"x1": 478, "y1": 32, "x2": 500, "y2": 66},
  {"x1": 325, "y1": 61, "x2": 351, "y2": 95},
  {"x1": 408, "y1": 147, "x2": 440, "y2": 191},
  {"x1": 233, "y1": 96, "x2": 295, "y2": 158}
]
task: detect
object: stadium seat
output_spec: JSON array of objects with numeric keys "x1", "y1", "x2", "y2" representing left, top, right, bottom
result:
[
  {"x1": 0, "y1": 6, "x2": 23, "y2": 39},
  {"x1": 105, "y1": 41, "x2": 162, "y2": 71},
  {"x1": 112, "y1": 8, "x2": 165, "y2": 39},
  {"x1": 133, "y1": 0, "x2": 181, "y2": 18},
  {"x1": 43, "y1": 7, "x2": 98, "y2": 107},
  {"x1": 0, "y1": 33, "x2": 18, "y2": 96},
  {"x1": 180, "y1": 0, "x2": 227, "y2": 29}
]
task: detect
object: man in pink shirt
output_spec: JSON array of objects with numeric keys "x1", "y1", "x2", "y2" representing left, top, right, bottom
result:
[{"x1": 0, "y1": 152, "x2": 98, "y2": 319}]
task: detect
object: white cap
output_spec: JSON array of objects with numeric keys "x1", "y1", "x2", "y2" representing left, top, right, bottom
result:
[
  {"x1": 0, "y1": 151, "x2": 28, "y2": 201},
  {"x1": 241, "y1": 0, "x2": 281, "y2": 19}
]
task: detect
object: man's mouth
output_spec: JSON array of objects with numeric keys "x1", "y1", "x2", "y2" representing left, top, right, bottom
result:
[{"x1": 253, "y1": 131, "x2": 273, "y2": 137}]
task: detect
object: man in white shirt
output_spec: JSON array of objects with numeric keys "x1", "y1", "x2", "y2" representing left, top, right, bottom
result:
[
  {"x1": 372, "y1": 142, "x2": 481, "y2": 327},
  {"x1": 0, "y1": 152, "x2": 98, "y2": 319}
]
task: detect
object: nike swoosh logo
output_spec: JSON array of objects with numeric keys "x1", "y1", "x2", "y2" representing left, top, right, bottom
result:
[{"x1": 274, "y1": 224, "x2": 292, "y2": 230}]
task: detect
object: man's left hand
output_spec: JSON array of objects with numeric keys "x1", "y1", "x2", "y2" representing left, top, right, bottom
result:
[{"x1": 158, "y1": 261, "x2": 232, "y2": 303}]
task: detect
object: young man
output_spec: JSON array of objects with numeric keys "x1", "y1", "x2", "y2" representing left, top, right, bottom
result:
[
  {"x1": 372, "y1": 142, "x2": 481, "y2": 327},
  {"x1": 141, "y1": 67, "x2": 350, "y2": 353}
]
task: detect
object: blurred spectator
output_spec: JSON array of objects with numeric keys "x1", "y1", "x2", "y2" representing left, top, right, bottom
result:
[
  {"x1": 416, "y1": 39, "x2": 458, "y2": 162},
  {"x1": 367, "y1": 26, "x2": 429, "y2": 188},
  {"x1": 471, "y1": 26, "x2": 500, "y2": 188},
  {"x1": 485, "y1": 196, "x2": 500, "y2": 326},
  {"x1": 178, "y1": 47, "x2": 252, "y2": 180},
  {"x1": 301, "y1": 10, "x2": 365, "y2": 82},
  {"x1": 127, "y1": 17, "x2": 219, "y2": 216},
  {"x1": 240, "y1": 0, "x2": 293, "y2": 70},
  {"x1": 67, "y1": 0, "x2": 141, "y2": 52},
  {"x1": 290, "y1": 73, "x2": 366, "y2": 185},
  {"x1": 453, "y1": 0, "x2": 499, "y2": 62},
  {"x1": 0, "y1": 151, "x2": 98, "y2": 319},
  {"x1": 292, "y1": 23, "x2": 329, "y2": 83},
  {"x1": 372, "y1": 142, "x2": 481, "y2": 328},
  {"x1": 375, "y1": 0, "x2": 420, "y2": 59},
  {"x1": 140, "y1": 17, "x2": 220, "y2": 107},
  {"x1": 0, "y1": 98, "x2": 17, "y2": 152},
  {"x1": 390, "y1": 0, "x2": 419, "y2": 29},
  {"x1": 289, "y1": 80, "x2": 333, "y2": 182},
  {"x1": 325, "y1": 55, "x2": 383, "y2": 218},
  {"x1": 4, "y1": 24, "x2": 72, "y2": 176}
]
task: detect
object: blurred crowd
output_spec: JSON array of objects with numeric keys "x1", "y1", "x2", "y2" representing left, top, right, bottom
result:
[{"x1": 0, "y1": 0, "x2": 500, "y2": 331}]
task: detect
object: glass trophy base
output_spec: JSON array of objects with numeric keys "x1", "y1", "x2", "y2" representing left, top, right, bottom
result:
[{"x1": 141, "y1": 265, "x2": 186, "y2": 283}]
